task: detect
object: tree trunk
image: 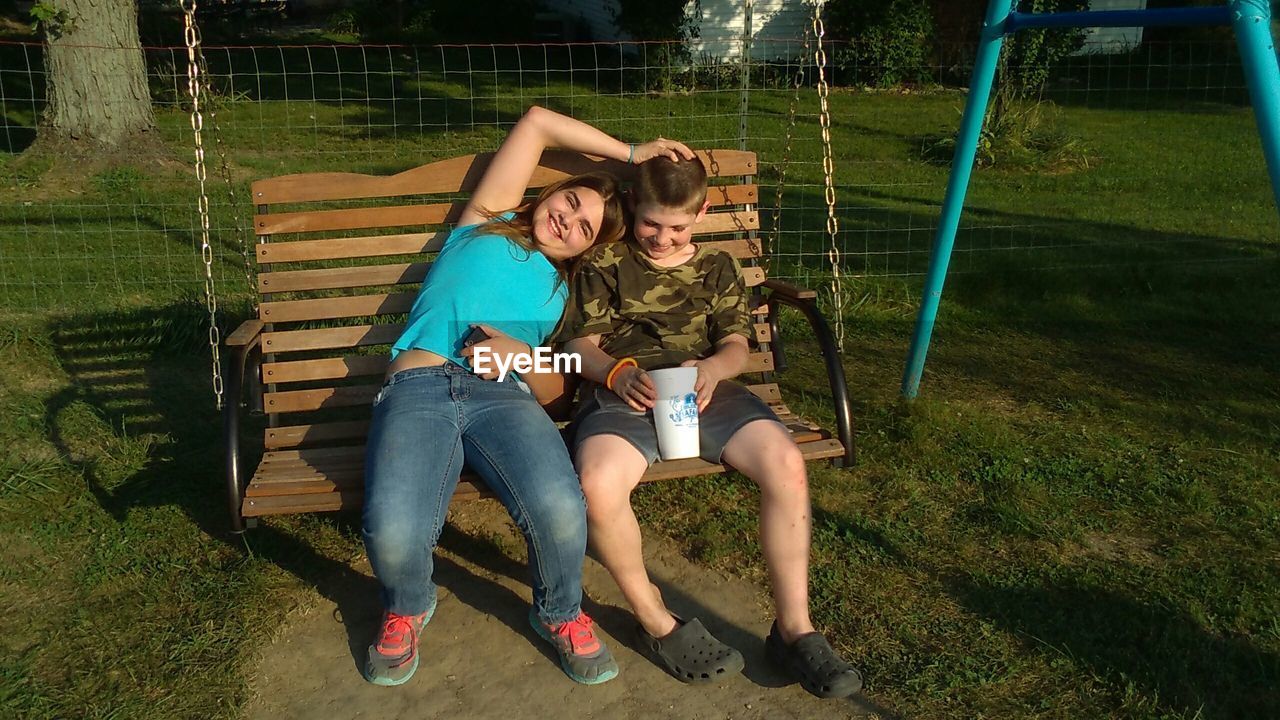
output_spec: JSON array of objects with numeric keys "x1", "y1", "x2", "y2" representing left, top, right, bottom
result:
[{"x1": 44, "y1": 0, "x2": 155, "y2": 146}]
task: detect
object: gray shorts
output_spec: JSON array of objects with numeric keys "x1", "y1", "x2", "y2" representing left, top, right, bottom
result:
[{"x1": 570, "y1": 380, "x2": 783, "y2": 464}]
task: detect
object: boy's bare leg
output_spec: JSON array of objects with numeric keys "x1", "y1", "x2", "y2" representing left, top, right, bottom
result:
[
  {"x1": 576, "y1": 435, "x2": 679, "y2": 639},
  {"x1": 720, "y1": 419, "x2": 816, "y2": 643}
]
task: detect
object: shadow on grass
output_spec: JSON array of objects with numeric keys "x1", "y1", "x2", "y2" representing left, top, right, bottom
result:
[
  {"x1": 37, "y1": 302, "x2": 835, "y2": 699},
  {"x1": 946, "y1": 576, "x2": 1280, "y2": 718},
  {"x1": 772, "y1": 183, "x2": 1280, "y2": 449},
  {"x1": 803, "y1": 500, "x2": 1279, "y2": 717},
  {"x1": 35, "y1": 303, "x2": 567, "y2": 673}
]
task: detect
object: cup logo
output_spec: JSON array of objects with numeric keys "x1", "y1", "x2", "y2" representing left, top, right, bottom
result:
[{"x1": 667, "y1": 392, "x2": 699, "y2": 425}]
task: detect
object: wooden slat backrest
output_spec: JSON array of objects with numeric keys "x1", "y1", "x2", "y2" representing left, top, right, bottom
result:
[
  {"x1": 251, "y1": 149, "x2": 764, "y2": 436},
  {"x1": 254, "y1": 188, "x2": 758, "y2": 237},
  {"x1": 252, "y1": 149, "x2": 756, "y2": 206}
]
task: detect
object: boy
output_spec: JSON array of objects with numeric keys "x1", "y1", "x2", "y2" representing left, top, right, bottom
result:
[{"x1": 558, "y1": 156, "x2": 863, "y2": 698}]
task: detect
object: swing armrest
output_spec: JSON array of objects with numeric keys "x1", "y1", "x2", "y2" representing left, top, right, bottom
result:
[
  {"x1": 223, "y1": 319, "x2": 264, "y2": 534},
  {"x1": 761, "y1": 284, "x2": 855, "y2": 468},
  {"x1": 226, "y1": 319, "x2": 264, "y2": 350},
  {"x1": 762, "y1": 279, "x2": 817, "y2": 300}
]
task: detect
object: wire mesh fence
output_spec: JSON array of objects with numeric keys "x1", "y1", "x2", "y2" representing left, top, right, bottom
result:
[{"x1": 0, "y1": 33, "x2": 1275, "y2": 311}]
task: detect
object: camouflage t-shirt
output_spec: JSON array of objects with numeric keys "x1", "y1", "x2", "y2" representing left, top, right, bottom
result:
[{"x1": 557, "y1": 240, "x2": 752, "y2": 370}]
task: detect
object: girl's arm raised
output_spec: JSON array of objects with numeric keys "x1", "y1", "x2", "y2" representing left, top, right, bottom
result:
[{"x1": 458, "y1": 105, "x2": 694, "y2": 227}]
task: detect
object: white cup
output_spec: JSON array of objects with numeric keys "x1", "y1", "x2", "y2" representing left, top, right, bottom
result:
[{"x1": 648, "y1": 367, "x2": 700, "y2": 460}]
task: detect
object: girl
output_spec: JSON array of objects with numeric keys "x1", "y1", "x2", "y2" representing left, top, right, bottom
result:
[{"x1": 361, "y1": 105, "x2": 693, "y2": 687}]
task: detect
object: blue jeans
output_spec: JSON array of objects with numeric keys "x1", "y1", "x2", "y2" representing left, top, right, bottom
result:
[{"x1": 362, "y1": 364, "x2": 588, "y2": 624}]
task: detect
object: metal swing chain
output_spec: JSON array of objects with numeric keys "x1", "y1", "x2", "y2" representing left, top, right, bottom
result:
[
  {"x1": 812, "y1": 7, "x2": 846, "y2": 352},
  {"x1": 197, "y1": 51, "x2": 257, "y2": 307},
  {"x1": 769, "y1": 9, "x2": 812, "y2": 265},
  {"x1": 181, "y1": 0, "x2": 224, "y2": 410}
]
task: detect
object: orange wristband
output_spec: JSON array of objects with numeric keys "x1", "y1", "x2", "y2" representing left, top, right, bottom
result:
[{"x1": 604, "y1": 357, "x2": 638, "y2": 391}]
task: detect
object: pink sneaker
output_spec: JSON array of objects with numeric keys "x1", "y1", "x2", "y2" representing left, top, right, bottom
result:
[
  {"x1": 363, "y1": 601, "x2": 436, "y2": 686},
  {"x1": 529, "y1": 609, "x2": 619, "y2": 684}
]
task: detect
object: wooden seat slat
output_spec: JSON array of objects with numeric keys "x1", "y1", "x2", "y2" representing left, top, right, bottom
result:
[
  {"x1": 252, "y1": 464, "x2": 364, "y2": 485},
  {"x1": 255, "y1": 202, "x2": 456, "y2": 236},
  {"x1": 260, "y1": 292, "x2": 418, "y2": 324},
  {"x1": 258, "y1": 263, "x2": 427, "y2": 294},
  {"x1": 259, "y1": 380, "x2": 783, "y2": 452},
  {"x1": 254, "y1": 419, "x2": 822, "y2": 485},
  {"x1": 242, "y1": 437, "x2": 844, "y2": 517},
  {"x1": 261, "y1": 324, "x2": 403, "y2": 354},
  {"x1": 253, "y1": 454, "x2": 360, "y2": 473},
  {"x1": 261, "y1": 352, "x2": 776, "y2": 414},
  {"x1": 263, "y1": 385, "x2": 379, "y2": 414},
  {"x1": 249, "y1": 422, "x2": 824, "y2": 489},
  {"x1": 256, "y1": 231, "x2": 440, "y2": 264},
  {"x1": 693, "y1": 211, "x2": 758, "y2": 236},
  {"x1": 747, "y1": 382, "x2": 782, "y2": 404},
  {"x1": 263, "y1": 355, "x2": 390, "y2": 383},
  {"x1": 263, "y1": 326, "x2": 772, "y2": 369},
  {"x1": 247, "y1": 432, "x2": 841, "y2": 491},
  {"x1": 260, "y1": 445, "x2": 371, "y2": 464},
  {"x1": 708, "y1": 184, "x2": 758, "y2": 206},
  {"x1": 258, "y1": 269, "x2": 767, "y2": 323},
  {"x1": 242, "y1": 490, "x2": 368, "y2": 516},
  {"x1": 264, "y1": 421, "x2": 370, "y2": 449},
  {"x1": 255, "y1": 206, "x2": 758, "y2": 239},
  {"x1": 745, "y1": 351, "x2": 775, "y2": 373},
  {"x1": 251, "y1": 149, "x2": 758, "y2": 206},
  {"x1": 261, "y1": 325, "x2": 773, "y2": 385},
  {"x1": 258, "y1": 232, "x2": 761, "y2": 272}
]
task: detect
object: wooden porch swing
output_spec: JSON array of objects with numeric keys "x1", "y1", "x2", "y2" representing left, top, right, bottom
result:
[{"x1": 179, "y1": 1, "x2": 856, "y2": 532}]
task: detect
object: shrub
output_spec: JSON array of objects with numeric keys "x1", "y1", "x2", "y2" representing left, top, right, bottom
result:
[
  {"x1": 1000, "y1": 0, "x2": 1089, "y2": 96},
  {"x1": 612, "y1": 0, "x2": 701, "y2": 93},
  {"x1": 824, "y1": 0, "x2": 935, "y2": 87}
]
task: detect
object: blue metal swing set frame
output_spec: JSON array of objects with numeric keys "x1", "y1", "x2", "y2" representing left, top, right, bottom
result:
[{"x1": 901, "y1": 0, "x2": 1280, "y2": 398}]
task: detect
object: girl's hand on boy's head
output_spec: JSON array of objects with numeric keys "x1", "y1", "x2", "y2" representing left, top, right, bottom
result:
[
  {"x1": 612, "y1": 365, "x2": 657, "y2": 411},
  {"x1": 459, "y1": 324, "x2": 531, "y2": 380},
  {"x1": 680, "y1": 358, "x2": 723, "y2": 412},
  {"x1": 632, "y1": 138, "x2": 696, "y2": 164}
]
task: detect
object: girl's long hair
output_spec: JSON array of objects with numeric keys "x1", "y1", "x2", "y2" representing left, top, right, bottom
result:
[{"x1": 476, "y1": 171, "x2": 627, "y2": 283}]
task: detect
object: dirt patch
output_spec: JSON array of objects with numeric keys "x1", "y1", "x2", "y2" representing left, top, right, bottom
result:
[
  {"x1": 5, "y1": 134, "x2": 188, "y2": 202},
  {"x1": 243, "y1": 501, "x2": 893, "y2": 720},
  {"x1": 1076, "y1": 530, "x2": 1162, "y2": 567}
]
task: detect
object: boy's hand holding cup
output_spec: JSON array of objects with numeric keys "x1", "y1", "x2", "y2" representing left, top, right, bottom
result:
[
  {"x1": 679, "y1": 358, "x2": 725, "y2": 412},
  {"x1": 609, "y1": 363, "x2": 656, "y2": 412}
]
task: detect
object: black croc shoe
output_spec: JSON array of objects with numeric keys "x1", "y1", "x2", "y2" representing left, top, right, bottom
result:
[
  {"x1": 766, "y1": 621, "x2": 864, "y2": 698},
  {"x1": 635, "y1": 616, "x2": 745, "y2": 684}
]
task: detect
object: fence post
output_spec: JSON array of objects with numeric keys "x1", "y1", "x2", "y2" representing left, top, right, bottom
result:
[
  {"x1": 900, "y1": 0, "x2": 1018, "y2": 399},
  {"x1": 1231, "y1": 0, "x2": 1280, "y2": 218}
]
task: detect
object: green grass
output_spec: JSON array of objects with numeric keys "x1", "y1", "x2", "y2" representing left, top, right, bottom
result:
[
  {"x1": 3, "y1": 78, "x2": 1275, "y2": 307},
  {"x1": 6, "y1": 257, "x2": 1275, "y2": 719},
  {"x1": 0, "y1": 60, "x2": 1278, "y2": 718},
  {"x1": 633, "y1": 258, "x2": 1280, "y2": 718}
]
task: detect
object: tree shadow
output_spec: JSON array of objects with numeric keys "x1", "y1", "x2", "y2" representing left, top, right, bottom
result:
[
  {"x1": 770, "y1": 183, "x2": 1280, "y2": 446},
  {"x1": 946, "y1": 575, "x2": 1280, "y2": 718},
  {"x1": 37, "y1": 303, "x2": 650, "y2": 678},
  {"x1": 793, "y1": 504, "x2": 1279, "y2": 718}
]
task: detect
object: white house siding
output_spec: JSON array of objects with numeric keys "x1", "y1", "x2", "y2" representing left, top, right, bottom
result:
[
  {"x1": 691, "y1": 0, "x2": 819, "y2": 62},
  {"x1": 550, "y1": 0, "x2": 820, "y2": 61},
  {"x1": 552, "y1": 1, "x2": 1167, "y2": 58}
]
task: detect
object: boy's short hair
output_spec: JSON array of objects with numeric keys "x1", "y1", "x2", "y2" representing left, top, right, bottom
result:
[{"x1": 634, "y1": 155, "x2": 707, "y2": 213}]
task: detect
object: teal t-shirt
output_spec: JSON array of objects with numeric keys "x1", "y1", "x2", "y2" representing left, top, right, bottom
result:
[{"x1": 392, "y1": 219, "x2": 567, "y2": 367}]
